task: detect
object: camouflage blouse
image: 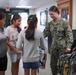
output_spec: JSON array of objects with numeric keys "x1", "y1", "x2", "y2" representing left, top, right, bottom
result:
[{"x1": 43, "y1": 17, "x2": 73, "y2": 50}]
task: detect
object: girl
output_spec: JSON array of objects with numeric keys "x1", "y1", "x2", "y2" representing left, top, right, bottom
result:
[
  {"x1": 5, "y1": 13, "x2": 21, "y2": 75},
  {"x1": 16, "y1": 15, "x2": 47, "y2": 75}
]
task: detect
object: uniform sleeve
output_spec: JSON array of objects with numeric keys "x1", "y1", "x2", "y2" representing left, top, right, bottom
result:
[
  {"x1": 64, "y1": 21, "x2": 74, "y2": 48},
  {"x1": 43, "y1": 23, "x2": 50, "y2": 38},
  {"x1": 16, "y1": 31, "x2": 23, "y2": 51},
  {"x1": 40, "y1": 32, "x2": 47, "y2": 54}
]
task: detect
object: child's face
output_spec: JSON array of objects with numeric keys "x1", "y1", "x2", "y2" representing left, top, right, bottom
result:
[{"x1": 15, "y1": 18, "x2": 21, "y2": 27}]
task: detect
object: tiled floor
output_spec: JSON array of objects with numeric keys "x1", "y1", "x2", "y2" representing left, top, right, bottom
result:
[{"x1": 6, "y1": 53, "x2": 52, "y2": 75}]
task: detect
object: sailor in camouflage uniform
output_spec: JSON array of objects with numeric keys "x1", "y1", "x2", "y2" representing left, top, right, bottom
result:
[{"x1": 43, "y1": 6, "x2": 73, "y2": 75}]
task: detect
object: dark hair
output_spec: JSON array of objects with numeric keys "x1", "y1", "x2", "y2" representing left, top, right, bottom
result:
[
  {"x1": 0, "y1": 12, "x2": 5, "y2": 20},
  {"x1": 49, "y1": 6, "x2": 59, "y2": 14},
  {"x1": 25, "y1": 15, "x2": 38, "y2": 41},
  {"x1": 17, "y1": 26, "x2": 21, "y2": 33},
  {"x1": 11, "y1": 13, "x2": 21, "y2": 24}
]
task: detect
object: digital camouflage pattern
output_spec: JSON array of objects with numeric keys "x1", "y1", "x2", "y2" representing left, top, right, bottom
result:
[
  {"x1": 43, "y1": 17, "x2": 73, "y2": 75},
  {"x1": 44, "y1": 17, "x2": 73, "y2": 53}
]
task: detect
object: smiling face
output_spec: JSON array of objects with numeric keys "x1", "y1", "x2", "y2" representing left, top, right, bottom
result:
[
  {"x1": 49, "y1": 6, "x2": 60, "y2": 21},
  {"x1": 49, "y1": 11, "x2": 59, "y2": 20}
]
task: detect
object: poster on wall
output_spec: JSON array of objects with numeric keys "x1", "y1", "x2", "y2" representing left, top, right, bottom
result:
[
  {"x1": 40, "y1": 11, "x2": 46, "y2": 26},
  {"x1": 61, "y1": 8, "x2": 69, "y2": 21}
]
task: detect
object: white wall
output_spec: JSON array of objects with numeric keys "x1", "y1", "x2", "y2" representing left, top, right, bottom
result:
[
  {"x1": 29, "y1": 9, "x2": 35, "y2": 15},
  {"x1": 72, "y1": 0, "x2": 76, "y2": 29},
  {"x1": 35, "y1": 2, "x2": 57, "y2": 32},
  {"x1": 29, "y1": 0, "x2": 76, "y2": 30}
]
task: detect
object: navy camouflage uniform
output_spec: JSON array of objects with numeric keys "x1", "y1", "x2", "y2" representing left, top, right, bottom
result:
[{"x1": 43, "y1": 18, "x2": 73, "y2": 75}]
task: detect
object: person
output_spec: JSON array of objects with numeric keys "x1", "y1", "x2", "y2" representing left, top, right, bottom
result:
[
  {"x1": 16, "y1": 15, "x2": 47, "y2": 75},
  {"x1": 0, "y1": 12, "x2": 21, "y2": 75},
  {"x1": 5, "y1": 13, "x2": 22, "y2": 75},
  {"x1": 43, "y1": 6, "x2": 73, "y2": 75}
]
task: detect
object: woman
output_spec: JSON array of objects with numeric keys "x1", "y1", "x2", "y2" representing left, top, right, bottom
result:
[
  {"x1": 0, "y1": 12, "x2": 20, "y2": 75},
  {"x1": 16, "y1": 15, "x2": 47, "y2": 75},
  {"x1": 5, "y1": 13, "x2": 21, "y2": 75},
  {"x1": 43, "y1": 6, "x2": 73, "y2": 75}
]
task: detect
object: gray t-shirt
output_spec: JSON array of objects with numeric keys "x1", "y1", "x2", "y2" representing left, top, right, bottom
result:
[{"x1": 0, "y1": 29, "x2": 7, "y2": 58}]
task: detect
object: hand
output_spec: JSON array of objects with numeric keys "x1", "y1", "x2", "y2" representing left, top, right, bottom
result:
[
  {"x1": 14, "y1": 49, "x2": 22, "y2": 54},
  {"x1": 66, "y1": 48, "x2": 71, "y2": 53}
]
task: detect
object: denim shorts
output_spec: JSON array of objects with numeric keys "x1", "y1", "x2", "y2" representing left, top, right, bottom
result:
[
  {"x1": 9, "y1": 51, "x2": 21, "y2": 63},
  {"x1": 23, "y1": 61, "x2": 39, "y2": 69},
  {"x1": 0, "y1": 55, "x2": 7, "y2": 71}
]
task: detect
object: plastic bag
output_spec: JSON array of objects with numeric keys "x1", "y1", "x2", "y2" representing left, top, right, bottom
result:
[{"x1": 39, "y1": 47, "x2": 47, "y2": 69}]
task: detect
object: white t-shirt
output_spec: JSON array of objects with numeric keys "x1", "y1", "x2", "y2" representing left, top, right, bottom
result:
[{"x1": 5, "y1": 26, "x2": 19, "y2": 47}]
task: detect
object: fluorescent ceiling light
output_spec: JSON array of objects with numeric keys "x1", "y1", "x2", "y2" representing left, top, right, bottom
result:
[{"x1": 16, "y1": 6, "x2": 32, "y2": 8}]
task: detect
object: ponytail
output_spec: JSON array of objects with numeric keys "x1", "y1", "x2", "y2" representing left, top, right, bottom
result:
[
  {"x1": 25, "y1": 15, "x2": 37, "y2": 41},
  {"x1": 17, "y1": 26, "x2": 21, "y2": 33}
]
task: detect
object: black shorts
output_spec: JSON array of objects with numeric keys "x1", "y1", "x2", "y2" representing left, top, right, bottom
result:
[{"x1": 0, "y1": 55, "x2": 7, "y2": 71}]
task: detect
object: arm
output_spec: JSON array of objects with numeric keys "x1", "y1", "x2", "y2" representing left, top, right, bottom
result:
[
  {"x1": 6, "y1": 37, "x2": 21, "y2": 54},
  {"x1": 5, "y1": 27, "x2": 21, "y2": 53},
  {"x1": 16, "y1": 31, "x2": 23, "y2": 51},
  {"x1": 64, "y1": 21, "x2": 74, "y2": 52},
  {"x1": 43, "y1": 23, "x2": 50, "y2": 38},
  {"x1": 40, "y1": 32, "x2": 47, "y2": 54}
]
